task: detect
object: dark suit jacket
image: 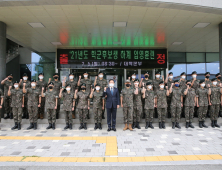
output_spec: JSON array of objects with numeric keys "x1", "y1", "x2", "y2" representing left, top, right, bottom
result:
[{"x1": 103, "y1": 87, "x2": 120, "y2": 108}]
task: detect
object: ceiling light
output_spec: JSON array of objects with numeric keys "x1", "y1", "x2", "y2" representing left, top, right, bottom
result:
[
  {"x1": 193, "y1": 23, "x2": 210, "y2": 28},
  {"x1": 113, "y1": 42, "x2": 122, "y2": 45},
  {"x1": 172, "y1": 42, "x2": 183, "y2": 45},
  {"x1": 51, "y1": 42, "x2": 62, "y2": 46},
  {"x1": 113, "y1": 22, "x2": 127, "y2": 27},
  {"x1": 28, "y1": 23, "x2": 45, "y2": 28}
]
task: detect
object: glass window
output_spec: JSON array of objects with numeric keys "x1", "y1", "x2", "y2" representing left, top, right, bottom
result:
[
  {"x1": 168, "y1": 63, "x2": 186, "y2": 80},
  {"x1": 186, "y1": 63, "x2": 206, "y2": 80},
  {"x1": 186, "y1": 53, "x2": 205, "y2": 63},
  {"x1": 168, "y1": 52, "x2": 186, "y2": 62},
  {"x1": 206, "y1": 53, "x2": 219, "y2": 63},
  {"x1": 206, "y1": 63, "x2": 220, "y2": 77}
]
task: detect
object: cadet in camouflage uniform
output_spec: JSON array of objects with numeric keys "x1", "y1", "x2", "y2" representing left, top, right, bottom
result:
[
  {"x1": 1, "y1": 74, "x2": 13, "y2": 119},
  {"x1": 139, "y1": 71, "x2": 152, "y2": 119},
  {"x1": 215, "y1": 73, "x2": 222, "y2": 117},
  {"x1": 179, "y1": 72, "x2": 187, "y2": 118},
  {"x1": 49, "y1": 73, "x2": 62, "y2": 119},
  {"x1": 183, "y1": 80, "x2": 196, "y2": 128},
  {"x1": 78, "y1": 71, "x2": 92, "y2": 119},
  {"x1": 0, "y1": 89, "x2": 4, "y2": 122},
  {"x1": 204, "y1": 72, "x2": 211, "y2": 88},
  {"x1": 132, "y1": 79, "x2": 143, "y2": 129},
  {"x1": 90, "y1": 84, "x2": 105, "y2": 130},
  {"x1": 164, "y1": 72, "x2": 174, "y2": 117},
  {"x1": 169, "y1": 80, "x2": 183, "y2": 129},
  {"x1": 63, "y1": 73, "x2": 78, "y2": 119},
  {"x1": 19, "y1": 73, "x2": 31, "y2": 119},
  {"x1": 196, "y1": 80, "x2": 211, "y2": 128},
  {"x1": 120, "y1": 80, "x2": 134, "y2": 131},
  {"x1": 128, "y1": 73, "x2": 137, "y2": 89},
  {"x1": 8, "y1": 81, "x2": 24, "y2": 130},
  {"x1": 75, "y1": 83, "x2": 90, "y2": 130},
  {"x1": 155, "y1": 81, "x2": 169, "y2": 129},
  {"x1": 153, "y1": 71, "x2": 164, "y2": 93},
  {"x1": 94, "y1": 71, "x2": 107, "y2": 119},
  {"x1": 23, "y1": 80, "x2": 41, "y2": 130},
  {"x1": 36, "y1": 73, "x2": 47, "y2": 119},
  {"x1": 143, "y1": 82, "x2": 155, "y2": 129},
  {"x1": 191, "y1": 71, "x2": 200, "y2": 92},
  {"x1": 41, "y1": 82, "x2": 58, "y2": 130},
  {"x1": 59, "y1": 84, "x2": 75, "y2": 130},
  {"x1": 209, "y1": 78, "x2": 222, "y2": 128}
]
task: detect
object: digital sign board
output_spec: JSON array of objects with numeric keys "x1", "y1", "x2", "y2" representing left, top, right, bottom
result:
[{"x1": 57, "y1": 49, "x2": 167, "y2": 69}]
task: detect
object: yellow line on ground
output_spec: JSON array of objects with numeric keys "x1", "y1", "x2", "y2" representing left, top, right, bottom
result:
[
  {"x1": 0, "y1": 136, "x2": 118, "y2": 156},
  {"x1": 0, "y1": 155, "x2": 221, "y2": 162}
]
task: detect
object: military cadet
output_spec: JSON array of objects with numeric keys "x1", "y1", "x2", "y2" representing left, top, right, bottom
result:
[
  {"x1": 78, "y1": 71, "x2": 92, "y2": 119},
  {"x1": 132, "y1": 79, "x2": 143, "y2": 129},
  {"x1": 120, "y1": 80, "x2": 134, "y2": 131},
  {"x1": 165, "y1": 72, "x2": 174, "y2": 117},
  {"x1": 191, "y1": 71, "x2": 200, "y2": 92},
  {"x1": 36, "y1": 73, "x2": 47, "y2": 119},
  {"x1": 139, "y1": 71, "x2": 152, "y2": 119},
  {"x1": 215, "y1": 73, "x2": 222, "y2": 117},
  {"x1": 1, "y1": 74, "x2": 13, "y2": 119},
  {"x1": 90, "y1": 83, "x2": 105, "y2": 130},
  {"x1": 208, "y1": 78, "x2": 222, "y2": 128},
  {"x1": 153, "y1": 71, "x2": 164, "y2": 93},
  {"x1": 169, "y1": 80, "x2": 183, "y2": 129},
  {"x1": 179, "y1": 72, "x2": 187, "y2": 91},
  {"x1": 155, "y1": 81, "x2": 169, "y2": 129},
  {"x1": 59, "y1": 84, "x2": 75, "y2": 130},
  {"x1": 143, "y1": 82, "x2": 155, "y2": 129},
  {"x1": 23, "y1": 80, "x2": 41, "y2": 130},
  {"x1": 196, "y1": 81, "x2": 211, "y2": 128},
  {"x1": 19, "y1": 73, "x2": 31, "y2": 119},
  {"x1": 8, "y1": 81, "x2": 24, "y2": 130},
  {"x1": 204, "y1": 72, "x2": 211, "y2": 88},
  {"x1": 94, "y1": 71, "x2": 107, "y2": 119},
  {"x1": 0, "y1": 88, "x2": 4, "y2": 123},
  {"x1": 74, "y1": 83, "x2": 90, "y2": 130},
  {"x1": 63, "y1": 73, "x2": 78, "y2": 119},
  {"x1": 41, "y1": 82, "x2": 58, "y2": 130},
  {"x1": 183, "y1": 80, "x2": 196, "y2": 128},
  {"x1": 128, "y1": 73, "x2": 137, "y2": 89}
]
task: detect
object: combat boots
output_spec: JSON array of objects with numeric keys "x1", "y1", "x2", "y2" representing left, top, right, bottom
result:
[
  {"x1": 211, "y1": 120, "x2": 215, "y2": 128},
  {"x1": 69, "y1": 124, "x2": 72, "y2": 130},
  {"x1": 79, "y1": 123, "x2": 84, "y2": 130},
  {"x1": 145, "y1": 122, "x2": 149, "y2": 129},
  {"x1": 202, "y1": 121, "x2": 208, "y2": 128},
  {"x1": 162, "y1": 122, "x2": 165, "y2": 129},
  {"x1": 11, "y1": 122, "x2": 18, "y2": 130},
  {"x1": 94, "y1": 123, "x2": 98, "y2": 130},
  {"x1": 214, "y1": 120, "x2": 220, "y2": 128},
  {"x1": 149, "y1": 122, "x2": 154, "y2": 129},
  {"x1": 175, "y1": 122, "x2": 181, "y2": 129},
  {"x1": 98, "y1": 123, "x2": 102, "y2": 130},
  {"x1": 132, "y1": 122, "x2": 136, "y2": 129},
  {"x1": 83, "y1": 123, "x2": 87, "y2": 130},
  {"x1": 18, "y1": 123, "x2": 21, "y2": 130},
  {"x1": 186, "y1": 122, "x2": 189, "y2": 128},
  {"x1": 52, "y1": 123, "x2": 55, "y2": 130},
  {"x1": 159, "y1": 122, "x2": 162, "y2": 129},
  {"x1": 46, "y1": 123, "x2": 52, "y2": 129},
  {"x1": 128, "y1": 124, "x2": 133, "y2": 131},
  {"x1": 199, "y1": 121, "x2": 203, "y2": 128},
  {"x1": 64, "y1": 123, "x2": 69, "y2": 130},
  {"x1": 172, "y1": 122, "x2": 175, "y2": 129},
  {"x1": 123, "y1": 124, "x2": 128, "y2": 131},
  {"x1": 33, "y1": 123, "x2": 37, "y2": 130},
  {"x1": 27, "y1": 123, "x2": 34, "y2": 130},
  {"x1": 136, "y1": 122, "x2": 141, "y2": 129},
  {"x1": 189, "y1": 122, "x2": 194, "y2": 128}
]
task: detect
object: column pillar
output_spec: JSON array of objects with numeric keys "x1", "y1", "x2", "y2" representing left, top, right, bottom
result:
[
  {"x1": 0, "y1": 21, "x2": 6, "y2": 83},
  {"x1": 219, "y1": 23, "x2": 222, "y2": 74}
]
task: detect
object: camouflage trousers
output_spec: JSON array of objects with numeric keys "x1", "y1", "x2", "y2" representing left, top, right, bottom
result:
[
  {"x1": 171, "y1": 106, "x2": 181, "y2": 123},
  {"x1": 4, "y1": 96, "x2": 12, "y2": 115},
  {"x1": 198, "y1": 106, "x2": 208, "y2": 121},
  {"x1": 28, "y1": 106, "x2": 38, "y2": 123},
  {"x1": 23, "y1": 96, "x2": 28, "y2": 116},
  {"x1": 167, "y1": 97, "x2": 172, "y2": 114},
  {"x1": 78, "y1": 109, "x2": 88, "y2": 123},
  {"x1": 210, "y1": 104, "x2": 220, "y2": 121},
  {"x1": 46, "y1": 109, "x2": 56, "y2": 124},
  {"x1": 123, "y1": 106, "x2": 133, "y2": 124},
  {"x1": 12, "y1": 107, "x2": 22, "y2": 123},
  {"x1": 56, "y1": 98, "x2": 60, "y2": 118},
  {"x1": 133, "y1": 106, "x2": 142, "y2": 123},
  {"x1": 157, "y1": 108, "x2": 167, "y2": 122},
  {"x1": 141, "y1": 98, "x2": 145, "y2": 118},
  {"x1": 184, "y1": 106, "x2": 194, "y2": 122},
  {"x1": 93, "y1": 107, "x2": 102, "y2": 123},
  {"x1": 64, "y1": 111, "x2": 73, "y2": 124},
  {"x1": 145, "y1": 109, "x2": 154, "y2": 122},
  {"x1": 38, "y1": 97, "x2": 45, "y2": 117}
]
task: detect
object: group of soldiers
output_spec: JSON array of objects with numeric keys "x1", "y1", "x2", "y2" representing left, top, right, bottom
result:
[{"x1": 0, "y1": 70, "x2": 221, "y2": 131}]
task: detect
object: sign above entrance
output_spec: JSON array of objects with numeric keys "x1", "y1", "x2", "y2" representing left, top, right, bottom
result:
[{"x1": 57, "y1": 49, "x2": 167, "y2": 69}]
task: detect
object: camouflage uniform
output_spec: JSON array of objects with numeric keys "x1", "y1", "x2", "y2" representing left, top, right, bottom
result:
[
  {"x1": 26, "y1": 88, "x2": 41, "y2": 123},
  {"x1": 91, "y1": 91, "x2": 104, "y2": 123},
  {"x1": 0, "y1": 89, "x2": 4, "y2": 122},
  {"x1": 10, "y1": 89, "x2": 24, "y2": 123},
  {"x1": 179, "y1": 79, "x2": 187, "y2": 91},
  {"x1": 80, "y1": 79, "x2": 93, "y2": 93},
  {"x1": 153, "y1": 79, "x2": 162, "y2": 93},
  {"x1": 121, "y1": 88, "x2": 134, "y2": 124},
  {"x1": 184, "y1": 88, "x2": 196, "y2": 122},
  {"x1": 210, "y1": 86, "x2": 221, "y2": 121},
  {"x1": 205, "y1": 79, "x2": 212, "y2": 88},
  {"x1": 36, "y1": 80, "x2": 47, "y2": 118},
  {"x1": 51, "y1": 80, "x2": 62, "y2": 118},
  {"x1": 130, "y1": 80, "x2": 135, "y2": 89},
  {"x1": 44, "y1": 90, "x2": 58, "y2": 124},
  {"x1": 191, "y1": 79, "x2": 200, "y2": 92},
  {"x1": 144, "y1": 90, "x2": 155, "y2": 122},
  {"x1": 196, "y1": 88, "x2": 209, "y2": 121},
  {"x1": 170, "y1": 88, "x2": 183, "y2": 123},
  {"x1": 216, "y1": 80, "x2": 222, "y2": 114},
  {"x1": 62, "y1": 91, "x2": 74, "y2": 124},
  {"x1": 133, "y1": 88, "x2": 143, "y2": 123},
  {"x1": 20, "y1": 80, "x2": 31, "y2": 118},
  {"x1": 167, "y1": 79, "x2": 174, "y2": 115},
  {"x1": 156, "y1": 89, "x2": 168, "y2": 122},
  {"x1": 76, "y1": 91, "x2": 90, "y2": 123},
  {"x1": 2, "y1": 80, "x2": 13, "y2": 116}
]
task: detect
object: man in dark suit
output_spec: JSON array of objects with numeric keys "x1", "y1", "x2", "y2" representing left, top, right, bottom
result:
[{"x1": 103, "y1": 79, "x2": 120, "y2": 131}]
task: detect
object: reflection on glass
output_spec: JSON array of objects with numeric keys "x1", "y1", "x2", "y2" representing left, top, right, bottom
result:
[
  {"x1": 168, "y1": 63, "x2": 186, "y2": 80},
  {"x1": 187, "y1": 63, "x2": 206, "y2": 80},
  {"x1": 206, "y1": 63, "x2": 219, "y2": 77}
]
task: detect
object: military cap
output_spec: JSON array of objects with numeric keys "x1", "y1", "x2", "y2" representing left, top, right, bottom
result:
[
  {"x1": 168, "y1": 72, "x2": 173, "y2": 75},
  {"x1": 125, "y1": 80, "x2": 130, "y2": 83},
  {"x1": 205, "y1": 72, "x2": 210, "y2": 75},
  {"x1": 146, "y1": 82, "x2": 152, "y2": 86},
  {"x1": 180, "y1": 72, "x2": 186, "y2": 76},
  {"x1": 199, "y1": 80, "x2": 205, "y2": 84},
  {"x1": 216, "y1": 73, "x2": 221, "y2": 77},
  {"x1": 23, "y1": 73, "x2": 28, "y2": 77},
  {"x1": 39, "y1": 73, "x2": 44, "y2": 76},
  {"x1": 174, "y1": 80, "x2": 179, "y2": 83},
  {"x1": 69, "y1": 72, "x2": 74, "y2": 76},
  {"x1": 211, "y1": 78, "x2": 217, "y2": 81},
  {"x1": 53, "y1": 73, "x2": 59, "y2": 76},
  {"x1": 134, "y1": 79, "x2": 139, "y2": 82},
  {"x1": 48, "y1": 82, "x2": 54, "y2": 86},
  {"x1": 192, "y1": 71, "x2": 197, "y2": 75},
  {"x1": 159, "y1": 81, "x2": 164, "y2": 85},
  {"x1": 81, "y1": 83, "x2": 86, "y2": 87},
  {"x1": 95, "y1": 83, "x2": 101, "y2": 87}
]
